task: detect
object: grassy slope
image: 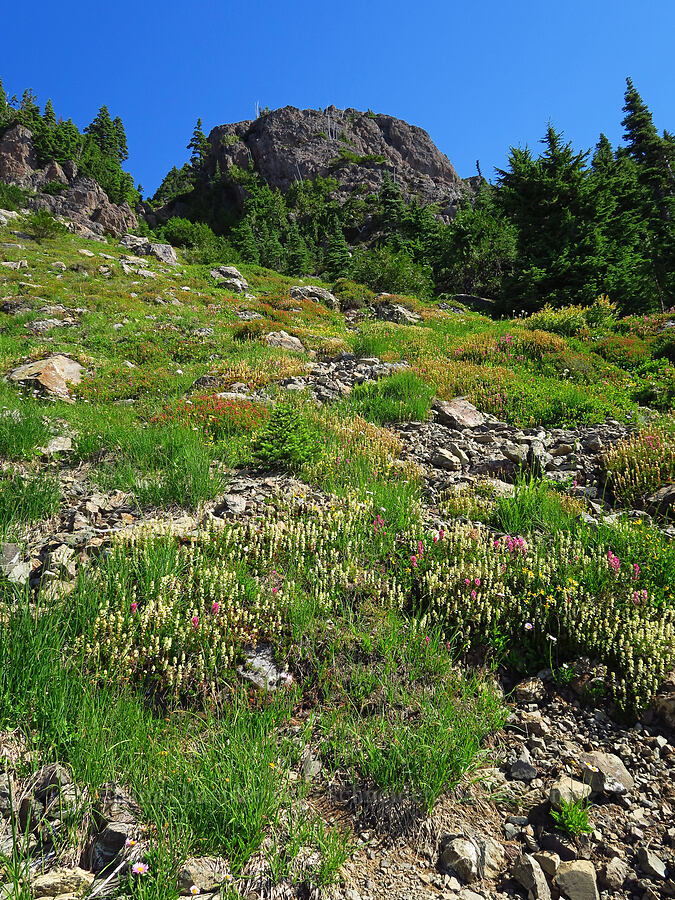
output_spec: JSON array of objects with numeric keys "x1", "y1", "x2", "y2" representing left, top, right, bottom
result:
[{"x1": 1, "y1": 222, "x2": 674, "y2": 895}]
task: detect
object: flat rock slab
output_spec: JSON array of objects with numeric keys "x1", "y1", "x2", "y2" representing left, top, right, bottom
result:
[
  {"x1": 8, "y1": 354, "x2": 83, "y2": 398},
  {"x1": 435, "y1": 397, "x2": 485, "y2": 429},
  {"x1": 555, "y1": 860, "x2": 599, "y2": 900}
]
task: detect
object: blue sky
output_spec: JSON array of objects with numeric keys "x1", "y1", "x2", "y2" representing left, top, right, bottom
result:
[{"x1": 2, "y1": 0, "x2": 674, "y2": 195}]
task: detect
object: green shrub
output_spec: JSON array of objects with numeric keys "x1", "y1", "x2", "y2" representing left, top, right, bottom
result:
[
  {"x1": 525, "y1": 296, "x2": 616, "y2": 338},
  {"x1": 653, "y1": 330, "x2": 675, "y2": 365},
  {"x1": 233, "y1": 320, "x2": 268, "y2": 342},
  {"x1": 41, "y1": 180, "x2": 68, "y2": 196},
  {"x1": 253, "y1": 402, "x2": 322, "y2": 471},
  {"x1": 159, "y1": 216, "x2": 238, "y2": 266},
  {"x1": 0, "y1": 183, "x2": 27, "y2": 211},
  {"x1": 332, "y1": 278, "x2": 376, "y2": 311},
  {"x1": 349, "y1": 246, "x2": 433, "y2": 299},
  {"x1": 601, "y1": 417, "x2": 675, "y2": 506},
  {"x1": 23, "y1": 209, "x2": 67, "y2": 241}
]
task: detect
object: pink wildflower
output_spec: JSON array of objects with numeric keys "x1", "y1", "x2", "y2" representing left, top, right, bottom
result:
[
  {"x1": 191, "y1": 615, "x2": 199, "y2": 628},
  {"x1": 130, "y1": 602, "x2": 138, "y2": 614}
]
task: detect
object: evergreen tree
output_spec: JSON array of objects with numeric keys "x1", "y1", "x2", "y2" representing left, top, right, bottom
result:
[
  {"x1": 590, "y1": 134, "x2": 655, "y2": 311},
  {"x1": 43, "y1": 98, "x2": 56, "y2": 128},
  {"x1": 112, "y1": 115, "x2": 128, "y2": 162},
  {"x1": 231, "y1": 219, "x2": 260, "y2": 264},
  {"x1": 84, "y1": 105, "x2": 118, "y2": 159},
  {"x1": 621, "y1": 78, "x2": 675, "y2": 306},
  {"x1": 0, "y1": 77, "x2": 7, "y2": 123},
  {"x1": 324, "y1": 218, "x2": 350, "y2": 279},
  {"x1": 434, "y1": 185, "x2": 517, "y2": 297},
  {"x1": 17, "y1": 89, "x2": 41, "y2": 132},
  {"x1": 496, "y1": 125, "x2": 602, "y2": 309},
  {"x1": 379, "y1": 174, "x2": 405, "y2": 235},
  {"x1": 188, "y1": 118, "x2": 209, "y2": 167},
  {"x1": 287, "y1": 222, "x2": 311, "y2": 275}
]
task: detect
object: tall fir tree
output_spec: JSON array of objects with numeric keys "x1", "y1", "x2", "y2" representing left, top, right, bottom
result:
[
  {"x1": 496, "y1": 124, "x2": 602, "y2": 309},
  {"x1": 324, "y1": 218, "x2": 350, "y2": 279},
  {"x1": 112, "y1": 115, "x2": 128, "y2": 162},
  {"x1": 188, "y1": 118, "x2": 209, "y2": 168},
  {"x1": 621, "y1": 78, "x2": 675, "y2": 307},
  {"x1": 43, "y1": 99, "x2": 56, "y2": 128}
]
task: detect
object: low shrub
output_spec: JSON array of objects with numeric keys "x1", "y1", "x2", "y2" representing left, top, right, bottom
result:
[
  {"x1": 332, "y1": 278, "x2": 375, "y2": 311},
  {"x1": 41, "y1": 180, "x2": 68, "y2": 196},
  {"x1": 652, "y1": 330, "x2": 675, "y2": 365},
  {"x1": 153, "y1": 394, "x2": 269, "y2": 441},
  {"x1": 595, "y1": 334, "x2": 648, "y2": 369},
  {"x1": 233, "y1": 320, "x2": 268, "y2": 342},
  {"x1": 601, "y1": 417, "x2": 675, "y2": 506},
  {"x1": 410, "y1": 517, "x2": 675, "y2": 712},
  {"x1": 525, "y1": 296, "x2": 616, "y2": 338},
  {"x1": 23, "y1": 209, "x2": 67, "y2": 241}
]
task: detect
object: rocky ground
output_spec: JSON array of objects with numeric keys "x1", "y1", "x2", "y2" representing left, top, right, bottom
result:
[{"x1": 2, "y1": 666, "x2": 674, "y2": 900}]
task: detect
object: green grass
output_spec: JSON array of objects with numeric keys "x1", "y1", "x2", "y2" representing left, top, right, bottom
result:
[
  {"x1": 0, "y1": 469, "x2": 60, "y2": 529},
  {"x1": 2, "y1": 219, "x2": 675, "y2": 891},
  {"x1": 336, "y1": 371, "x2": 434, "y2": 424}
]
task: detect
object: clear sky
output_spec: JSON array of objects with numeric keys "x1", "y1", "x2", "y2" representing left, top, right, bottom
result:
[{"x1": 2, "y1": 0, "x2": 674, "y2": 196}]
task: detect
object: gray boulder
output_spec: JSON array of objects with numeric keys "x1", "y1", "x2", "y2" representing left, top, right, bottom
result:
[
  {"x1": 435, "y1": 397, "x2": 485, "y2": 429},
  {"x1": 513, "y1": 853, "x2": 552, "y2": 900},
  {"x1": 290, "y1": 285, "x2": 339, "y2": 311},
  {"x1": 266, "y1": 330, "x2": 305, "y2": 353}
]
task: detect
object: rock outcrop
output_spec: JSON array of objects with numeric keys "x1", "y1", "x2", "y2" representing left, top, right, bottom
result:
[
  {"x1": 155, "y1": 105, "x2": 469, "y2": 221},
  {"x1": 0, "y1": 124, "x2": 137, "y2": 237}
]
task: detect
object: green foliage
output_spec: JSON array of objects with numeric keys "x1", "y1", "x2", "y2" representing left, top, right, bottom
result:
[
  {"x1": 337, "y1": 372, "x2": 434, "y2": 424},
  {"x1": 0, "y1": 87, "x2": 137, "y2": 206},
  {"x1": 0, "y1": 404, "x2": 49, "y2": 458},
  {"x1": 0, "y1": 182, "x2": 26, "y2": 211},
  {"x1": 22, "y1": 209, "x2": 67, "y2": 241},
  {"x1": 158, "y1": 216, "x2": 235, "y2": 265},
  {"x1": 41, "y1": 180, "x2": 68, "y2": 195},
  {"x1": 0, "y1": 470, "x2": 59, "y2": 529},
  {"x1": 253, "y1": 402, "x2": 322, "y2": 471},
  {"x1": 551, "y1": 796, "x2": 593, "y2": 836},
  {"x1": 349, "y1": 245, "x2": 433, "y2": 298},
  {"x1": 332, "y1": 277, "x2": 375, "y2": 310}
]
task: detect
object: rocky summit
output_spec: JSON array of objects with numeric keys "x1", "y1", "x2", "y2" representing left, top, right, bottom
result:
[{"x1": 155, "y1": 105, "x2": 470, "y2": 220}]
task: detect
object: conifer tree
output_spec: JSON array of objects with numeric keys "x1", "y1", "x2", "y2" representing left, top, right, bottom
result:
[
  {"x1": 112, "y1": 115, "x2": 128, "y2": 162},
  {"x1": 43, "y1": 98, "x2": 56, "y2": 128},
  {"x1": 324, "y1": 219, "x2": 350, "y2": 279},
  {"x1": 17, "y1": 89, "x2": 41, "y2": 131},
  {"x1": 287, "y1": 222, "x2": 311, "y2": 275},
  {"x1": 379, "y1": 174, "x2": 405, "y2": 234},
  {"x1": 232, "y1": 219, "x2": 260, "y2": 264},
  {"x1": 621, "y1": 78, "x2": 675, "y2": 306},
  {"x1": 84, "y1": 105, "x2": 118, "y2": 159},
  {"x1": 188, "y1": 118, "x2": 209, "y2": 167},
  {"x1": 496, "y1": 124, "x2": 602, "y2": 309}
]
